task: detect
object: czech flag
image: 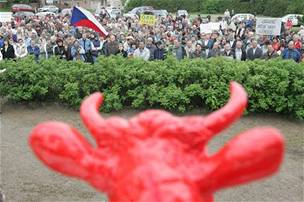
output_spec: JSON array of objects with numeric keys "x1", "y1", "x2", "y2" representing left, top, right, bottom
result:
[{"x1": 71, "y1": 6, "x2": 108, "y2": 37}]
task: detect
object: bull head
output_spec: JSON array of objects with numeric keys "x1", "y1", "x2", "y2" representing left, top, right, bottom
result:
[{"x1": 29, "y1": 82, "x2": 284, "y2": 202}]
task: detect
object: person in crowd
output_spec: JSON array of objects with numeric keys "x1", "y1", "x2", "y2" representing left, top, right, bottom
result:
[
  {"x1": 246, "y1": 39, "x2": 263, "y2": 60},
  {"x1": 154, "y1": 41, "x2": 166, "y2": 60},
  {"x1": 293, "y1": 34, "x2": 302, "y2": 52},
  {"x1": 233, "y1": 40, "x2": 246, "y2": 61},
  {"x1": 1, "y1": 38, "x2": 15, "y2": 60},
  {"x1": 133, "y1": 41, "x2": 150, "y2": 61},
  {"x1": 298, "y1": 26, "x2": 304, "y2": 41},
  {"x1": 224, "y1": 9, "x2": 231, "y2": 21},
  {"x1": 91, "y1": 33, "x2": 102, "y2": 62},
  {"x1": 191, "y1": 44, "x2": 206, "y2": 59},
  {"x1": 146, "y1": 37, "x2": 156, "y2": 61},
  {"x1": 14, "y1": 38, "x2": 28, "y2": 59},
  {"x1": 286, "y1": 18, "x2": 293, "y2": 30},
  {"x1": 221, "y1": 43, "x2": 234, "y2": 59},
  {"x1": 263, "y1": 45, "x2": 278, "y2": 60},
  {"x1": 39, "y1": 37, "x2": 48, "y2": 59},
  {"x1": 184, "y1": 40, "x2": 195, "y2": 58},
  {"x1": 71, "y1": 40, "x2": 85, "y2": 61},
  {"x1": 27, "y1": 40, "x2": 40, "y2": 62},
  {"x1": 199, "y1": 33, "x2": 214, "y2": 56},
  {"x1": 236, "y1": 23, "x2": 246, "y2": 40},
  {"x1": 104, "y1": 34, "x2": 119, "y2": 56},
  {"x1": 45, "y1": 39, "x2": 54, "y2": 59},
  {"x1": 282, "y1": 41, "x2": 301, "y2": 63},
  {"x1": 123, "y1": 36, "x2": 134, "y2": 52},
  {"x1": 117, "y1": 43, "x2": 128, "y2": 58},
  {"x1": 54, "y1": 38, "x2": 67, "y2": 60},
  {"x1": 272, "y1": 37, "x2": 281, "y2": 52},
  {"x1": 208, "y1": 42, "x2": 221, "y2": 58},
  {"x1": 0, "y1": 34, "x2": 4, "y2": 49},
  {"x1": 172, "y1": 39, "x2": 186, "y2": 60},
  {"x1": 65, "y1": 36, "x2": 74, "y2": 61},
  {"x1": 79, "y1": 33, "x2": 93, "y2": 63}
]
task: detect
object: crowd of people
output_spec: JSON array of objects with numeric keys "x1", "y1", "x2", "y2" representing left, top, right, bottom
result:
[{"x1": 0, "y1": 9, "x2": 304, "y2": 63}]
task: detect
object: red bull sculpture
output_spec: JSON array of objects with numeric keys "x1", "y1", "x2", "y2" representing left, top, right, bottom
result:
[{"x1": 29, "y1": 82, "x2": 284, "y2": 202}]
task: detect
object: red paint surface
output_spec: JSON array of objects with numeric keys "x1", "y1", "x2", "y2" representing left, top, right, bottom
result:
[{"x1": 29, "y1": 82, "x2": 284, "y2": 202}]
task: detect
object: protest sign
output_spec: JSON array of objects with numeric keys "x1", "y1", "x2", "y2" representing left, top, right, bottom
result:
[
  {"x1": 0, "y1": 12, "x2": 12, "y2": 22},
  {"x1": 140, "y1": 14, "x2": 156, "y2": 26},
  {"x1": 200, "y1": 22, "x2": 221, "y2": 34},
  {"x1": 256, "y1": 18, "x2": 282, "y2": 36}
]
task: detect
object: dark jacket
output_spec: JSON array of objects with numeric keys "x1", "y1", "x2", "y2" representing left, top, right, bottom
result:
[
  {"x1": 117, "y1": 49, "x2": 128, "y2": 58},
  {"x1": 191, "y1": 50, "x2": 207, "y2": 59},
  {"x1": 246, "y1": 47, "x2": 263, "y2": 60},
  {"x1": 173, "y1": 46, "x2": 186, "y2": 60},
  {"x1": 221, "y1": 50, "x2": 235, "y2": 59},
  {"x1": 54, "y1": 45, "x2": 67, "y2": 59},
  {"x1": 233, "y1": 48, "x2": 246, "y2": 61},
  {"x1": 1, "y1": 44, "x2": 15, "y2": 59},
  {"x1": 208, "y1": 48, "x2": 221, "y2": 58},
  {"x1": 154, "y1": 47, "x2": 166, "y2": 60},
  {"x1": 146, "y1": 44, "x2": 157, "y2": 60},
  {"x1": 104, "y1": 41, "x2": 119, "y2": 56}
]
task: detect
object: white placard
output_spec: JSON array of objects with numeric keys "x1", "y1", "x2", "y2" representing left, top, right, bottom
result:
[
  {"x1": 200, "y1": 22, "x2": 221, "y2": 34},
  {"x1": 0, "y1": 12, "x2": 12, "y2": 22},
  {"x1": 256, "y1": 18, "x2": 282, "y2": 36}
]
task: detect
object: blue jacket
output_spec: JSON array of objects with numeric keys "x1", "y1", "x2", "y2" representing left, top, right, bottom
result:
[
  {"x1": 0, "y1": 39, "x2": 4, "y2": 49},
  {"x1": 78, "y1": 38, "x2": 92, "y2": 53},
  {"x1": 27, "y1": 46, "x2": 40, "y2": 56},
  {"x1": 282, "y1": 48, "x2": 301, "y2": 63},
  {"x1": 154, "y1": 48, "x2": 166, "y2": 60}
]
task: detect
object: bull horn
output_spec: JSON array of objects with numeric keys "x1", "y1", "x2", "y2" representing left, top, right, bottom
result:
[
  {"x1": 203, "y1": 82, "x2": 247, "y2": 137},
  {"x1": 80, "y1": 92, "x2": 107, "y2": 143}
]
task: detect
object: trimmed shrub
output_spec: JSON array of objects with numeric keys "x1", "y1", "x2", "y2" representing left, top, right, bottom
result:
[{"x1": 0, "y1": 56, "x2": 303, "y2": 119}]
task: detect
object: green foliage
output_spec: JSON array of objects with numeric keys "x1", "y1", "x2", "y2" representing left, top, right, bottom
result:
[
  {"x1": 0, "y1": 56, "x2": 303, "y2": 119},
  {"x1": 286, "y1": 0, "x2": 304, "y2": 15},
  {"x1": 125, "y1": 0, "x2": 304, "y2": 17}
]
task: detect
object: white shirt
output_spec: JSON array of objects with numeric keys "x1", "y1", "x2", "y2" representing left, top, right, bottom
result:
[
  {"x1": 235, "y1": 48, "x2": 242, "y2": 60},
  {"x1": 133, "y1": 47, "x2": 150, "y2": 61}
]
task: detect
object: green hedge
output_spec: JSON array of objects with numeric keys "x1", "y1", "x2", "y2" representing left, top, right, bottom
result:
[{"x1": 0, "y1": 56, "x2": 303, "y2": 119}]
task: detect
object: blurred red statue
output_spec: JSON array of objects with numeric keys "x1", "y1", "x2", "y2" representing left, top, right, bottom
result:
[{"x1": 29, "y1": 82, "x2": 284, "y2": 202}]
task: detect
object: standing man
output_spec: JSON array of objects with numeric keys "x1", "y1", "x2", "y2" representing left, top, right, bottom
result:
[
  {"x1": 263, "y1": 45, "x2": 278, "y2": 60},
  {"x1": 221, "y1": 43, "x2": 234, "y2": 60},
  {"x1": 233, "y1": 41, "x2": 246, "y2": 61},
  {"x1": 104, "y1": 34, "x2": 119, "y2": 56},
  {"x1": 133, "y1": 41, "x2": 150, "y2": 61},
  {"x1": 172, "y1": 39, "x2": 186, "y2": 60},
  {"x1": 146, "y1": 37, "x2": 157, "y2": 61},
  {"x1": 79, "y1": 33, "x2": 93, "y2": 63},
  {"x1": 246, "y1": 39, "x2": 263, "y2": 60},
  {"x1": 282, "y1": 41, "x2": 301, "y2": 63}
]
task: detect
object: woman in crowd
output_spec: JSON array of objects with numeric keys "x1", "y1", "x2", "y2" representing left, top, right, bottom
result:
[
  {"x1": 14, "y1": 38, "x2": 27, "y2": 59},
  {"x1": 54, "y1": 38, "x2": 67, "y2": 60},
  {"x1": 1, "y1": 38, "x2": 15, "y2": 60}
]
